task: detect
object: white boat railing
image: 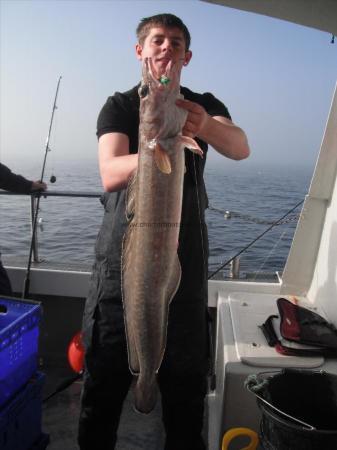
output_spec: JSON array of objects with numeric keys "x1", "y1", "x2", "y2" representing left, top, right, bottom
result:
[{"x1": 0, "y1": 190, "x2": 303, "y2": 280}]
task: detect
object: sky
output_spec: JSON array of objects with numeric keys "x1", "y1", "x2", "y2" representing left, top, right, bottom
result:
[{"x1": 1, "y1": 0, "x2": 337, "y2": 173}]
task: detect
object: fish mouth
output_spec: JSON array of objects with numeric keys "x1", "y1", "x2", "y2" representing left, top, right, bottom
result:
[
  {"x1": 155, "y1": 58, "x2": 173, "y2": 70},
  {"x1": 153, "y1": 58, "x2": 173, "y2": 79},
  {"x1": 156, "y1": 57, "x2": 172, "y2": 64},
  {"x1": 143, "y1": 57, "x2": 181, "y2": 84}
]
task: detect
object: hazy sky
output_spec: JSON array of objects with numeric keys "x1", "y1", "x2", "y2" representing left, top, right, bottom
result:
[{"x1": 1, "y1": 0, "x2": 336, "y2": 173}]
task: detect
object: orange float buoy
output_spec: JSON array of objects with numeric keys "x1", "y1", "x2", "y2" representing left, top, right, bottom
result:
[{"x1": 67, "y1": 331, "x2": 85, "y2": 373}]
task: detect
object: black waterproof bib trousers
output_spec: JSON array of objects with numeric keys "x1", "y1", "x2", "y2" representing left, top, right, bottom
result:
[{"x1": 78, "y1": 153, "x2": 210, "y2": 450}]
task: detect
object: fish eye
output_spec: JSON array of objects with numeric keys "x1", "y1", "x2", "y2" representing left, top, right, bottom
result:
[{"x1": 139, "y1": 84, "x2": 149, "y2": 98}]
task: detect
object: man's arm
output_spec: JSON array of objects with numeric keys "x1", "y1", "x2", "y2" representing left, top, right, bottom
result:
[
  {"x1": 98, "y1": 132, "x2": 138, "y2": 192},
  {"x1": 0, "y1": 163, "x2": 46, "y2": 193},
  {"x1": 176, "y1": 99, "x2": 250, "y2": 160},
  {"x1": 199, "y1": 115, "x2": 250, "y2": 160}
]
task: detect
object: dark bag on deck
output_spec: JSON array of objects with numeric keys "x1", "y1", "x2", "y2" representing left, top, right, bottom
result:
[{"x1": 260, "y1": 298, "x2": 337, "y2": 356}]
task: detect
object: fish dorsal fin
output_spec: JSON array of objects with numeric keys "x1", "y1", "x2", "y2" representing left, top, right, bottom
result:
[
  {"x1": 126, "y1": 170, "x2": 137, "y2": 220},
  {"x1": 179, "y1": 136, "x2": 203, "y2": 157},
  {"x1": 154, "y1": 142, "x2": 172, "y2": 174}
]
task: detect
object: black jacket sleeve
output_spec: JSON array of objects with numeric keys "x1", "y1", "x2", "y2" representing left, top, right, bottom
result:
[{"x1": 0, "y1": 163, "x2": 33, "y2": 194}]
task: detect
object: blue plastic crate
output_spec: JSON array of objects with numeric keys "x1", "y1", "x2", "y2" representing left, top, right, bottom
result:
[
  {"x1": 0, "y1": 372, "x2": 46, "y2": 450},
  {"x1": 0, "y1": 297, "x2": 41, "y2": 408}
]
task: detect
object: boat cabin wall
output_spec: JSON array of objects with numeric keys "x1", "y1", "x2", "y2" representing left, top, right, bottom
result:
[
  {"x1": 307, "y1": 167, "x2": 337, "y2": 324},
  {"x1": 281, "y1": 84, "x2": 337, "y2": 323}
]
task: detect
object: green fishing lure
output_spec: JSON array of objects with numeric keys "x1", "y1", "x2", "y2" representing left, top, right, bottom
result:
[{"x1": 159, "y1": 75, "x2": 170, "y2": 85}]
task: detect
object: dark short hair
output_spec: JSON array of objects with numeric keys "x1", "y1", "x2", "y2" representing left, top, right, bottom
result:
[{"x1": 136, "y1": 13, "x2": 191, "y2": 51}]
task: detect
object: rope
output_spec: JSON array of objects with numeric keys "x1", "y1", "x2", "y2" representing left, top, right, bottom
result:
[
  {"x1": 208, "y1": 205, "x2": 300, "y2": 226},
  {"x1": 208, "y1": 199, "x2": 304, "y2": 280},
  {"x1": 249, "y1": 229, "x2": 288, "y2": 281}
]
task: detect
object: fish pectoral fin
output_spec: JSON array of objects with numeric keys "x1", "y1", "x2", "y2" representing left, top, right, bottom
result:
[
  {"x1": 154, "y1": 143, "x2": 172, "y2": 174},
  {"x1": 179, "y1": 136, "x2": 203, "y2": 157},
  {"x1": 126, "y1": 170, "x2": 137, "y2": 219}
]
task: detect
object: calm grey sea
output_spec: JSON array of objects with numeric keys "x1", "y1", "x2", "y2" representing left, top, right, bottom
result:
[{"x1": 0, "y1": 159, "x2": 312, "y2": 278}]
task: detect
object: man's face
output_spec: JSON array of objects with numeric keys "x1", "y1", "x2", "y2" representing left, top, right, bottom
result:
[{"x1": 136, "y1": 26, "x2": 192, "y2": 78}]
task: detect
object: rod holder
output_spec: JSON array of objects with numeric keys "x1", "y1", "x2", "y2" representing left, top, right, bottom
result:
[
  {"x1": 229, "y1": 257, "x2": 240, "y2": 279},
  {"x1": 30, "y1": 195, "x2": 39, "y2": 263}
]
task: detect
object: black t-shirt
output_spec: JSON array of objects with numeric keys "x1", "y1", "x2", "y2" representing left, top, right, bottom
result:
[
  {"x1": 96, "y1": 85, "x2": 231, "y2": 301},
  {"x1": 97, "y1": 85, "x2": 231, "y2": 151},
  {"x1": 96, "y1": 84, "x2": 231, "y2": 214}
]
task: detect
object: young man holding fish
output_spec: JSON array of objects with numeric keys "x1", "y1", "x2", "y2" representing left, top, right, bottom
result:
[{"x1": 79, "y1": 13, "x2": 249, "y2": 450}]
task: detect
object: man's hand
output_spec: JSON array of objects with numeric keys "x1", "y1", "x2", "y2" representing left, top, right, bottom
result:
[
  {"x1": 176, "y1": 99, "x2": 250, "y2": 161},
  {"x1": 31, "y1": 180, "x2": 47, "y2": 192},
  {"x1": 176, "y1": 99, "x2": 208, "y2": 138}
]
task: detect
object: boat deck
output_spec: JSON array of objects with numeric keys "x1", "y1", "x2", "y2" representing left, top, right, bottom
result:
[{"x1": 42, "y1": 365, "x2": 165, "y2": 450}]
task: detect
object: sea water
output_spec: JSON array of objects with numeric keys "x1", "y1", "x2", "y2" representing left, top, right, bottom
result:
[{"x1": 0, "y1": 159, "x2": 312, "y2": 278}]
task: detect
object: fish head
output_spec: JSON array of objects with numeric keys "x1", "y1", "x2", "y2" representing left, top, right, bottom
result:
[{"x1": 138, "y1": 57, "x2": 187, "y2": 141}]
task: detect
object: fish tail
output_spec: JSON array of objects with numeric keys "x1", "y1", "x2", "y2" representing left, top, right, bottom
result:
[{"x1": 133, "y1": 374, "x2": 157, "y2": 414}]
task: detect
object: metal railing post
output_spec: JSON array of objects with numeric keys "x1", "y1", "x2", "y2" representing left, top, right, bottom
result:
[
  {"x1": 30, "y1": 195, "x2": 39, "y2": 263},
  {"x1": 229, "y1": 256, "x2": 240, "y2": 279}
]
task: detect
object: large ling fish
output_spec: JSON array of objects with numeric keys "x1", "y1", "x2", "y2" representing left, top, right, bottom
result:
[{"x1": 121, "y1": 58, "x2": 202, "y2": 413}]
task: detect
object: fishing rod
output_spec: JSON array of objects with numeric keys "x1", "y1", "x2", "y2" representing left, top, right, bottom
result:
[
  {"x1": 22, "y1": 76, "x2": 62, "y2": 299},
  {"x1": 208, "y1": 199, "x2": 304, "y2": 280}
]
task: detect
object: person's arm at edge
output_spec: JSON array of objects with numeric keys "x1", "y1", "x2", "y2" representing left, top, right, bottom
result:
[
  {"x1": 98, "y1": 132, "x2": 138, "y2": 192},
  {"x1": 0, "y1": 163, "x2": 47, "y2": 193}
]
